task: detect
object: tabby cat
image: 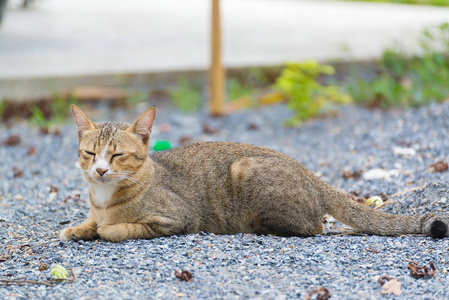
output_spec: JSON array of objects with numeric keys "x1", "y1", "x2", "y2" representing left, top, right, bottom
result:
[{"x1": 60, "y1": 105, "x2": 448, "y2": 242}]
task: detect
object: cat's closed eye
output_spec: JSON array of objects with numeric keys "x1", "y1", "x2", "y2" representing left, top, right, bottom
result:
[
  {"x1": 110, "y1": 153, "x2": 123, "y2": 163},
  {"x1": 85, "y1": 150, "x2": 95, "y2": 156}
]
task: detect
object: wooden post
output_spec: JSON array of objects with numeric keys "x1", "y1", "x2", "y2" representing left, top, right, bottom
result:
[{"x1": 210, "y1": 0, "x2": 224, "y2": 116}]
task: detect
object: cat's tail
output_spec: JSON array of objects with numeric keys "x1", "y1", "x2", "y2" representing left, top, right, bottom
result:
[{"x1": 324, "y1": 187, "x2": 448, "y2": 238}]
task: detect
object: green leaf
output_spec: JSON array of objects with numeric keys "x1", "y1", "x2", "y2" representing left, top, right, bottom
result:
[{"x1": 51, "y1": 265, "x2": 69, "y2": 279}]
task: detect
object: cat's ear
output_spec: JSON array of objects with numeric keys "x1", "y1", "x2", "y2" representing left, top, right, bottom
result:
[
  {"x1": 71, "y1": 104, "x2": 96, "y2": 138},
  {"x1": 126, "y1": 106, "x2": 156, "y2": 145}
]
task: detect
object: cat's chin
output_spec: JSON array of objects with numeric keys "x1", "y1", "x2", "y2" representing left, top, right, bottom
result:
[{"x1": 91, "y1": 177, "x2": 115, "y2": 185}]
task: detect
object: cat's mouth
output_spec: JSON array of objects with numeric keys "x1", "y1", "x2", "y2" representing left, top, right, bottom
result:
[{"x1": 91, "y1": 176, "x2": 114, "y2": 184}]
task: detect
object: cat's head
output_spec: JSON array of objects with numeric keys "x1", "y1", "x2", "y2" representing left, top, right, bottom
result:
[{"x1": 71, "y1": 104, "x2": 156, "y2": 186}]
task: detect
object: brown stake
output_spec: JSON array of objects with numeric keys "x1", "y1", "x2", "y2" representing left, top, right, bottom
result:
[{"x1": 210, "y1": 0, "x2": 225, "y2": 116}]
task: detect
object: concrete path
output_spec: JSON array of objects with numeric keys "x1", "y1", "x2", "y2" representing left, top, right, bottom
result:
[{"x1": 1, "y1": 0, "x2": 449, "y2": 94}]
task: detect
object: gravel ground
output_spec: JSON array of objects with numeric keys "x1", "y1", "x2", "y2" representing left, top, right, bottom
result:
[{"x1": 1, "y1": 101, "x2": 449, "y2": 299}]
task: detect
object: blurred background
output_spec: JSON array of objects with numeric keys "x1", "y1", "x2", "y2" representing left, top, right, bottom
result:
[{"x1": 1, "y1": 0, "x2": 449, "y2": 125}]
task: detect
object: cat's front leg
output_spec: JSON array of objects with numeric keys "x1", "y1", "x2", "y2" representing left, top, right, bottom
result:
[
  {"x1": 97, "y1": 220, "x2": 178, "y2": 242},
  {"x1": 60, "y1": 215, "x2": 98, "y2": 241}
]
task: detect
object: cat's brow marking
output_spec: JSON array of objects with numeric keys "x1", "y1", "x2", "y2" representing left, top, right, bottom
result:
[{"x1": 100, "y1": 144, "x2": 109, "y2": 159}]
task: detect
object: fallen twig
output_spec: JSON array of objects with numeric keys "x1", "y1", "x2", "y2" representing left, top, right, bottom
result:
[
  {"x1": 375, "y1": 186, "x2": 425, "y2": 209},
  {"x1": 0, "y1": 266, "x2": 76, "y2": 287},
  {"x1": 0, "y1": 279, "x2": 55, "y2": 287},
  {"x1": 390, "y1": 186, "x2": 425, "y2": 198},
  {"x1": 70, "y1": 267, "x2": 78, "y2": 282},
  {"x1": 19, "y1": 239, "x2": 61, "y2": 253},
  {"x1": 365, "y1": 248, "x2": 379, "y2": 253}
]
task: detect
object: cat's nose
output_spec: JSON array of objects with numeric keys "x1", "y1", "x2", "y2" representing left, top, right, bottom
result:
[{"x1": 96, "y1": 168, "x2": 108, "y2": 176}]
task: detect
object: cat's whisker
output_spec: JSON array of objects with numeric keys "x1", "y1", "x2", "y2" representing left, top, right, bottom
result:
[
  {"x1": 68, "y1": 169, "x2": 91, "y2": 183},
  {"x1": 119, "y1": 171, "x2": 137, "y2": 176},
  {"x1": 119, "y1": 175, "x2": 139, "y2": 185}
]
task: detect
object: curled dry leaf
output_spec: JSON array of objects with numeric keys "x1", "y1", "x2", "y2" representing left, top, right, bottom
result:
[
  {"x1": 433, "y1": 161, "x2": 448, "y2": 173},
  {"x1": 349, "y1": 191, "x2": 389, "y2": 206},
  {"x1": 342, "y1": 169, "x2": 362, "y2": 179},
  {"x1": 39, "y1": 127, "x2": 50, "y2": 135},
  {"x1": 202, "y1": 123, "x2": 219, "y2": 135},
  {"x1": 63, "y1": 194, "x2": 85, "y2": 203},
  {"x1": 26, "y1": 146, "x2": 37, "y2": 156},
  {"x1": 179, "y1": 135, "x2": 193, "y2": 145},
  {"x1": 50, "y1": 185, "x2": 58, "y2": 194},
  {"x1": 53, "y1": 128, "x2": 61, "y2": 136},
  {"x1": 38, "y1": 263, "x2": 48, "y2": 271},
  {"x1": 174, "y1": 270, "x2": 193, "y2": 282},
  {"x1": 1, "y1": 135, "x2": 21, "y2": 146},
  {"x1": 248, "y1": 123, "x2": 259, "y2": 130},
  {"x1": 349, "y1": 191, "x2": 366, "y2": 204},
  {"x1": 378, "y1": 193, "x2": 389, "y2": 202},
  {"x1": 407, "y1": 261, "x2": 437, "y2": 278},
  {"x1": 378, "y1": 276, "x2": 401, "y2": 296},
  {"x1": 13, "y1": 167, "x2": 23, "y2": 178},
  {"x1": 17, "y1": 244, "x2": 31, "y2": 250},
  {"x1": 0, "y1": 253, "x2": 10, "y2": 262},
  {"x1": 378, "y1": 275, "x2": 391, "y2": 286},
  {"x1": 304, "y1": 287, "x2": 331, "y2": 300}
]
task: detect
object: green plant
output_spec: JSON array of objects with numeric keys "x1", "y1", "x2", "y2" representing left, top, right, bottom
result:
[
  {"x1": 127, "y1": 91, "x2": 147, "y2": 105},
  {"x1": 275, "y1": 61, "x2": 351, "y2": 126},
  {"x1": 227, "y1": 78, "x2": 253, "y2": 101},
  {"x1": 29, "y1": 105, "x2": 48, "y2": 127},
  {"x1": 345, "y1": 0, "x2": 449, "y2": 7},
  {"x1": 0, "y1": 100, "x2": 8, "y2": 120},
  {"x1": 29, "y1": 94, "x2": 79, "y2": 127},
  {"x1": 168, "y1": 78, "x2": 202, "y2": 113},
  {"x1": 52, "y1": 93, "x2": 74, "y2": 123},
  {"x1": 345, "y1": 22, "x2": 449, "y2": 108}
]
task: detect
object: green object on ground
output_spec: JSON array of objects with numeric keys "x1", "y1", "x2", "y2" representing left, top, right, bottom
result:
[
  {"x1": 153, "y1": 140, "x2": 172, "y2": 151},
  {"x1": 51, "y1": 265, "x2": 69, "y2": 279},
  {"x1": 275, "y1": 60, "x2": 351, "y2": 126},
  {"x1": 346, "y1": 0, "x2": 449, "y2": 7},
  {"x1": 345, "y1": 22, "x2": 449, "y2": 108}
]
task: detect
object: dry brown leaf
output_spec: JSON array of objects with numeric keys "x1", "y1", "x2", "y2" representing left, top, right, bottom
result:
[
  {"x1": 304, "y1": 287, "x2": 331, "y2": 300},
  {"x1": 0, "y1": 253, "x2": 10, "y2": 262},
  {"x1": 202, "y1": 123, "x2": 219, "y2": 135},
  {"x1": 39, "y1": 127, "x2": 50, "y2": 135},
  {"x1": 247, "y1": 123, "x2": 259, "y2": 130},
  {"x1": 178, "y1": 135, "x2": 193, "y2": 145},
  {"x1": 50, "y1": 185, "x2": 58, "y2": 194},
  {"x1": 26, "y1": 146, "x2": 36, "y2": 156},
  {"x1": 1, "y1": 135, "x2": 21, "y2": 146},
  {"x1": 38, "y1": 263, "x2": 48, "y2": 271},
  {"x1": 382, "y1": 278, "x2": 401, "y2": 296},
  {"x1": 13, "y1": 167, "x2": 23, "y2": 178},
  {"x1": 63, "y1": 194, "x2": 86, "y2": 203},
  {"x1": 433, "y1": 161, "x2": 448, "y2": 173},
  {"x1": 349, "y1": 192, "x2": 366, "y2": 204},
  {"x1": 342, "y1": 169, "x2": 362, "y2": 179},
  {"x1": 408, "y1": 261, "x2": 437, "y2": 278},
  {"x1": 379, "y1": 276, "x2": 401, "y2": 296},
  {"x1": 174, "y1": 270, "x2": 193, "y2": 282}
]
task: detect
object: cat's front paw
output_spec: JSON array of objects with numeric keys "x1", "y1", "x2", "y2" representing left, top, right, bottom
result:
[
  {"x1": 97, "y1": 224, "x2": 126, "y2": 242},
  {"x1": 60, "y1": 227, "x2": 98, "y2": 241}
]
